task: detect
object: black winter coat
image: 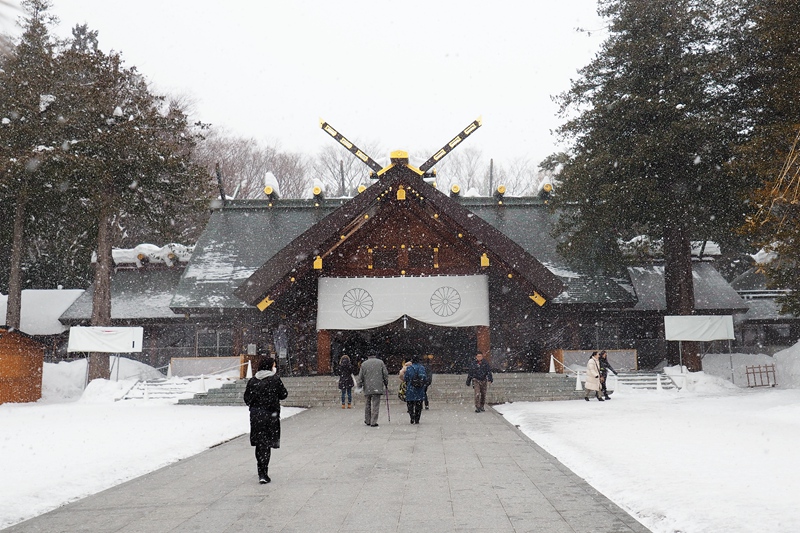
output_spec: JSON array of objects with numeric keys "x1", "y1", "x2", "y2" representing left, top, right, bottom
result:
[
  {"x1": 599, "y1": 357, "x2": 616, "y2": 377},
  {"x1": 466, "y1": 359, "x2": 493, "y2": 384},
  {"x1": 244, "y1": 373, "x2": 288, "y2": 448},
  {"x1": 338, "y1": 358, "x2": 355, "y2": 391}
]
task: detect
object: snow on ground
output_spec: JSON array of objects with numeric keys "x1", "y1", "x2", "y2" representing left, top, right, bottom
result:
[
  {"x1": 0, "y1": 358, "x2": 303, "y2": 529},
  {"x1": 497, "y1": 344, "x2": 800, "y2": 533},
  {"x1": 1, "y1": 347, "x2": 800, "y2": 531}
]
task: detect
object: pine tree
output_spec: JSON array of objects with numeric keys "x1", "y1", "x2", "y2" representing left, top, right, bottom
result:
[
  {"x1": 551, "y1": 0, "x2": 748, "y2": 369},
  {"x1": 0, "y1": 0, "x2": 62, "y2": 328},
  {"x1": 55, "y1": 25, "x2": 211, "y2": 378}
]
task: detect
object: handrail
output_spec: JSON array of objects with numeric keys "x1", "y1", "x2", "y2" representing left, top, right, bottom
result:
[
  {"x1": 550, "y1": 355, "x2": 580, "y2": 375},
  {"x1": 205, "y1": 360, "x2": 250, "y2": 376}
]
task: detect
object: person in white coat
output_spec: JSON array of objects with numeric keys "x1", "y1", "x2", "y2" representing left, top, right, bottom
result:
[{"x1": 584, "y1": 351, "x2": 604, "y2": 402}]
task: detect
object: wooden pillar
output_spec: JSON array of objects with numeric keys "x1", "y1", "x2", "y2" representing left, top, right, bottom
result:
[
  {"x1": 232, "y1": 325, "x2": 244, "y2": 357},
  {"x1": 476, "y1": 325, "x2": 491, "y2": 362},
  {"x1": 317, "y1": 329, "x2": 332, "y2": 375}
]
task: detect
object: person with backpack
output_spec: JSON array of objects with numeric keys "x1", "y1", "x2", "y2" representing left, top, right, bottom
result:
[{"x1": 403, "y1": 354, "x2": 428, "y2": 424}]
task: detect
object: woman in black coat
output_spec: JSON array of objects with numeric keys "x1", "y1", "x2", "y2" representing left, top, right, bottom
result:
[
  {"x1": 598, "y1": 350, "x2": 617, "y2": 400},
  {"x1": 338, "y1": 354, "x2": 355, "y2": 409},
  {"x1": 243, "y1": 356, "x2": 288, "y2": 484}
]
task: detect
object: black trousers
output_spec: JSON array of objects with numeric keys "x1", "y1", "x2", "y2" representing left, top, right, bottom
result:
[
  {"x1": 255, "y1": 443, "x2": 272, "y2": 479},
  {"x1": 407, "y1": 400, "x2": 423, "y2": 423}
]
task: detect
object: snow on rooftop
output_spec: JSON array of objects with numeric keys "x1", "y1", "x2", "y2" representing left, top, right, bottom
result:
[
  {"x1": 0, "y1": 289, "x2": 84, "y2": 335},
  {"x1": 751, "y1": 247, "x2": 777, "y2": 264},
  {"x1": 620, "y1": 236, "x2": 721, "y2": 258},
  {"x1": 90, "y1": 244, "x2": 193, "y2": 268},
  {"x1": 264, "y1": 171, "x2": 280, "y2": 196}
]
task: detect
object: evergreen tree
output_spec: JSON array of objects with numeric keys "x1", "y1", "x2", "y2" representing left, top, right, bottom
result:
[
  {"x1": 0, "y1": 0, "x2": 62, "y2": 327},
  {"x1": 550, "y1": 0, "x2": 748, "y2": 369},
  {"x1": 55, "y1": 25, "x2": 211, "y2": 378}
]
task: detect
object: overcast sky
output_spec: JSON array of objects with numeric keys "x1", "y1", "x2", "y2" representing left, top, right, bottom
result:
[{"x1": 4, "y1": 1, "x2": 606, "y2": 165}]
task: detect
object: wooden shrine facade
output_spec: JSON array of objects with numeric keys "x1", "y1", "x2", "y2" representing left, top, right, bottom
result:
[{"x1": 232, "y1": 153, "x2": 564, "y2": 374}]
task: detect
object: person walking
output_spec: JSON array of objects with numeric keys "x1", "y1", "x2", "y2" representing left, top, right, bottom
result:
[
  {"x1": 403, "y1": 355, "x2": 428, "y2": 424},
  {"x1": 598, "y1": 350, "x2": 617, "y2": 400},
  {"x1": 584, "y1": 351, "x2": 604, "y2": 402},
  {"x1": 466, "y1": 351, "x2": 493, "y2": 413},
  {"x1": 243, "y1": 356, "x2": 288, "y2": 484},
  {"x1": 338, "y1": 354, "x2": 355, "y2": 408},
  {"x1": 356, "y1": 351, "x2": 388, "y2": 427}
]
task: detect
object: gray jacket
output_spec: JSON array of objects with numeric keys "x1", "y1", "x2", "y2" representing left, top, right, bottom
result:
[{"x1": 357, "y1": 357, "x2": 389, "y2": 395}]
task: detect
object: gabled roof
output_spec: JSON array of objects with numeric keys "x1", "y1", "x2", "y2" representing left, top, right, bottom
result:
[
  {"x1": 232, "y1": 166, "x2": 565, "y2": 308},
  {"x1": 170, "y1": 199, "x2": 345, "y2": 313},
  {"x1": 466, "y1": 201, "x2": 636, "y2": 307}
]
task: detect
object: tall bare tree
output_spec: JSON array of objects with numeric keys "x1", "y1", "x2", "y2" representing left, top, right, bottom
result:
[
  {"x1": 194, "y1": 130, "x2": 310, "y2": 199},
  {"x1": 311, "y1": 141, "x2": 382, "y2": 197},
  {"x1": 435, "y1": 147, "x2": 488, "y2": 195}
]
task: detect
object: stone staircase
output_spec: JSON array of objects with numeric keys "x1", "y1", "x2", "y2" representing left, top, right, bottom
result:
[
  {"x1": 121, "y1": 378, "x2": 195, "y2": 401},
  {"x1": 615, "y1": 371, "x2": 680, "y2": 391},
  {"x1": 177, "y1": 372, "x2": 586, "y2": 407}
]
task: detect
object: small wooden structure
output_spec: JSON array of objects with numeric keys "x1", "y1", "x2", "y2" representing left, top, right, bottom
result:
[
  {"x1": 745, "y1": 364, "x2": 777, "y2": 387},
  {"x1": 0, "y1": 328, "x2": 45, "y2": 404}
]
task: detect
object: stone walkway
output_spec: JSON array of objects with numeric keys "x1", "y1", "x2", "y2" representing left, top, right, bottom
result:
[{"x1": 3, "y1": 403, "x2": 651, "y2": 533}]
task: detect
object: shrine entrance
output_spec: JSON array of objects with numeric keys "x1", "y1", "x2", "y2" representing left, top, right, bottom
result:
[{"x1": 330, "y1": 319, "x2": 477, "y2": 375}]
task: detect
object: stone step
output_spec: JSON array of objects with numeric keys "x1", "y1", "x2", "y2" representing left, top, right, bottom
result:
[
  {"x1": 616, "y1": 372, "x2": 678, "y2": 390},
  {"x1": 177, "y1": 373, "x2": 586, "y2": 407}
]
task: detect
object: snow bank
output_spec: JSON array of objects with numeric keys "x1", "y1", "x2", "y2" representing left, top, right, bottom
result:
[
  {"x1": 702, "y1": 342, "x2": 800, "y2": 389},
  {"x1": 774, "y1": 341, "x2": 800, "y2": 388}
]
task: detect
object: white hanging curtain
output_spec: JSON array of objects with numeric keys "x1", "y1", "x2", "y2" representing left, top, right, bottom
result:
[{"x1": 317, "y1": 275, "x2": 489, "y2": 330}]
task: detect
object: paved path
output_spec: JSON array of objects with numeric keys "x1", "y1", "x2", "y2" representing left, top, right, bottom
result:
[{"x1": 3, "y1": 404, "x2": 650, "y2": 533}]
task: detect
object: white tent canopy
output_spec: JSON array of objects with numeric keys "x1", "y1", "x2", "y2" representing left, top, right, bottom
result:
[
  {"x1": 67, "y1": 326, "x2": 144, "y2": 353},
  {"x1": 663, "y1": 315, "x2": 735, "y2": 341}
]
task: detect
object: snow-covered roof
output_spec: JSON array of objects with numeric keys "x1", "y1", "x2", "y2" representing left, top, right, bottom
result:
[
  {"x1": 0, "y1": 289, "x2": 84, "y2": 335},
  {"x1": 90, "y1": 244, "x2": 193, "y2": 268},
  {"x1": 60, "y1": 270, "x2": 186, "y2": 323},
  {"x1": 627, "y1": 263, "x2": 746, "y2": 312},
  {"x1": 620, "y1": 236, "x2": 721, "y2": 258}
]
